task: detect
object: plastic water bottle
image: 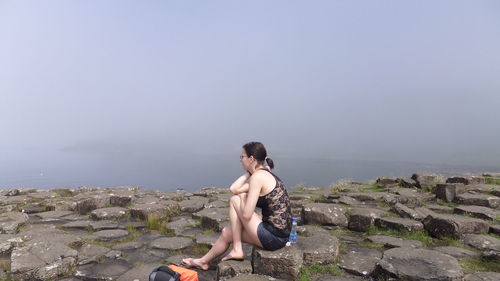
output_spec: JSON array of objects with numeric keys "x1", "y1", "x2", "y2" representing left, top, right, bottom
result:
[{"x1": 289, "y1": 217, "x2": 298, "y2": 245}]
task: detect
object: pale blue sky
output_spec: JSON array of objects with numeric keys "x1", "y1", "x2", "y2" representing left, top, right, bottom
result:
[{"x1": 1, "y1": 1, "x2": 499, "y2": 189}]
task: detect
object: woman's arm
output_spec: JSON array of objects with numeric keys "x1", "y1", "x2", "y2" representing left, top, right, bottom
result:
[
  {"x1": 229, "y1": 173, "x2": 250, "y2": 194},
  {"x1": 240, "y1": 173, "x2": 264, "y2": 221}
]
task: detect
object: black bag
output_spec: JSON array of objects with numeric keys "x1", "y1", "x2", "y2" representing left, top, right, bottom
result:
[{"x1": 149, "y1": 265, "x2": 180, "y2": 281}]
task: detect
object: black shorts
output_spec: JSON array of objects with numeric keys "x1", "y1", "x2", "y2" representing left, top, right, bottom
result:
[{"x1": 257, "y1": 222, "x2": 288, "y2": 251}]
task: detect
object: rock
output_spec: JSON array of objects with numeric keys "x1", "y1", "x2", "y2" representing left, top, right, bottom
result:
[
  {"x1": 116, "y1": 263, "x2": 163, "y2": 281},
  {"x1": 394, "y1": 188, "x2": 435, "y2": 206},
  {"x1": 344, "y1": 192, "x2": 384, "y2": 201},
  {"x1": 338, "y1": 246, "x2": 382, "y2": 276},
  {"x1": 397, "y1": 177, "x2": 418, "y2": 188},
  {"x1": 35, "y1": 210, "x2": 74, "y2": 220},
  {"x1": 455, "y1": 193, "x2": 500, "y2": 209},
  {"x1": 433, "y1": 246, "x2": 479, "y2": 259},
  {"x1": 0, "y1": 211, "x2": 29, "y2": 234},
  {"x1": 435, "y1": 183, "x2": 465, "y2": 202},
  {"x1": 375, "y1": 217, "x2": 424, "y2": 232},
  {"x1": 447, "y1": 175, "x2": 485, "y2": 185},
  {"x1": 252, "y1": 246, "x2": 303, "y2": 280},
  {"x1": 297, "y1": 225, "x2": 331, "y2": 237},
  {"x1": 93, "y1": 229, "x2": 129, "y2": 241},
  {"x1": 109, "y1": 190, "x2": 134, "y2": 207},
  {"x1": 178, "y1": 196, "x2": 210, "y2": 213},
  {"x1": 130, "y1": 201, "x2": 179, "y2": 220},
  {"x1": 391, "y1": 203, "x2": 424, "y2": 220},
  {"x1": 313, "y1": 276, "x2": 364, "y2": 281},
  {"x1": 204, "y1": 199, "x2": 229, "y2": 209},
  {"x1": 166, "y1": 217, "x2": 199, "y2": 235},
  {"x1": 375, "y1": 247, "x2": 463, "y2": 281},
  {"x1": 112, "y1": 241, "x2": 143, "y2": 251},
  {"x1": 462, "y1": 234, "x2": 500, "y2": 260},
  {"x1": 348, "y1": 208, "x2": 386, "y2": 232},
  {"x1": 75, "y1": 259, "x2": 131, "y2": 280},
  {"x1": 303, "y1": 203, "x2": 348, "y2": 226},
  {"x1": 226, "y1": 275, "x2": 287, "y2": 281},
  {"x1": 4, "y1": 189, "x2": 20, "y2": 196},
  {"x1": 489, "y1": 224, "x2": 500, "y2": 235},
  {"x1": 463, "y1": 272, "x2": 500, "y2": 281},
  {"x1": 411, "y1": 173, "x2": 440, "y2": 188},
  {"x1": 90, "y1": 220, "x2": 122, "y2": 230},
  {"x1": 424, "y1": 204, "x2": 454, "y2": 214},
  {"x1": 217, "y1": 260, "x2": 253, "y2": 280},
  {"x1": 11, "y1": 240, "x2": 78, "y2": 280},
  {"x1": 453, "y1": 205, "x2": 498, "y2": 220},
  {"x1": 75, "y1": 193, "x2": 111, "y2": 214},
  {"x1": 78, "y1": 243, "x2": 111, "y2": 265},
  {"x1": 90, "y1": 207, "x2": 128, "y2": 220},
  {"x1": 297, "y1": 234, "x2": 340, "y2": 265},
  {"x1": 193, "y1": 207, "x2": 228, "y2": 231},
  {"x1": 375, "y1": 177, "x2": 398, "y2": 187},
  {"x1": 423, "y1": 213, "x2": 489, "y2": 238},
  {"x1": 21, "y1": 205, "x2": 47, "y2": 214},
  {"x1": 195, "y1": 232, "x2": 220, "y2": 247},
  {"x1": 150, "y1": 237, "x2": 194, "y2": 250},
  {"x1": 366, "y1": 235, "x2": 422, "y2": 248},
  {"x1": 61, "y1": 220, "x2": 90, "y2": 230}
]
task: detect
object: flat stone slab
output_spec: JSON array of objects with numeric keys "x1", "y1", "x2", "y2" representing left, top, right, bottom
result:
[
  {"x1": 75, "y1": 259, "x2": 131, "y2": 280},
  {"x1": 195, "y1": 232, "x2": 219, "y2": 247},
  {"x1": 338, "y1": 247, "x2": 382, "y2": 276},
  {"x1": 375, "y1": 217, "x2": 424, "y2": 232},
  {"x1": 391, "y1": 203, "x2": 425, "y2": 220},
  {"x1": 90, "y1": 207, "x2": 128, "y2": 220},
  {"x1": 453, "y1": 205, "x2": 498, "y2": 220},
  {"x1": 78, "y1": 243, "x2": 111, "y2": 265},
  {"x1": 366, "y1": 235, "x2": 422, "y2": 249},
  {"x1": 61, "y1": 220, "x2": 91, "y2": 230},
  {"x1": 93, "y1": 229, "x2": 129, "y2": 241},
  {"x1": 462, "y1": 234, "x2": 500, "y2": 260},
  {"x1": 455, "y1": 193, "x2": 500, "y2": 209},
  {"x1": 303, "y1": 203, "x2": 348, "y2": 226},
  {"x1": 226, "y1": 275, "x2": 287, "y2": 281},
  {"x1": 297, "y1": 225, "x2": 331, "y2": 237},
  {"x1": 112, "y1": 241, "x2": 143, "y2": 251},
  {"x1": 178, "y1": 196, "x2": 210, "y2": 213},
  {"x1": 490, "y1": 224, "x2": 500, "y2": 235},
  {"x1": 193, "y1": 207, "x2": 228, "y2": 231},
  {"x1": 375, "y1": 247, "x2": 463, "y2": 281},
  {"x1": 313, "y1": 276, "x2": 364, "y2": 281},
  {"x1": 116, "y1": 263, "x2": 163, "y2": 281},
  {"x1": 463, "y1": 272, "x2": 500, "y2": 281},
  {"x1": 217, "y1": 259, "x2": 252, "y2": 280},
  {"x1": 252, "y1": 246, "x2": 303, "y2": 280},
  {"x1": 423, "y1": 213, "x2": 489, "y2": 238},
  {"x1": 90, "y1": 220, "x2": 122, "y2": 230},
  {"x1": 297, "y1": 234, "x2": 340, "y2": 265},
  {"x1": 11, "y1": 241, "x2": 78, "y2": 280},
  {"x1": 150, "y1": 237, "x2": 194, "y2": 250},
  {"x1": 425, "y1": 204, "x2": 454, "y2": 214},
  {"x1": 34, "y1": 210, "x2": 74, "y2": 220},
  {"x1": 166, "y1": 217, "x2": 199, "y2": 235},
  {"x1": 348, "y1": 208, "x2": 386, "y2": 232},
  {"x1": 130, "y1": 201, "x2": 179, "y2": 220},
  {"x1": 433, "y1": 246, "x2": 479, "y2": 260},
  {"x1": 435, "y1": 183, "x2": 465, "y2": 202}
]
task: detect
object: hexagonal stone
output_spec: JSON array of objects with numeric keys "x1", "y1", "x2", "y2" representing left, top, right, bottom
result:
[
  {"x1": 433, "y1": 246, "x2": 479, "y2": 260},
  {"x1": 313, "y1": 276, "x2": 364, "y2": 281},
  {"x1": 490, "y1": 224, "x2": 500, "y2": 235},
  {"x1": 226, "y1": 274, "x2": 287, "y2": 281},
  {"x1": 455, "y1": 193, "x2": 500, "y2": 208},
  {"x1": 75, "y1": 194, "x2": 111, "y2": 214},
  {"x1": 462, "y1": 234, "x2": 500, "y2": 260},
  {"x1": 178, "y1": 196, "x2": 210, "y2": 213},
  {"x1": 303, "y1": 203, "x2": 348, "y2": 226},
  {"x1": 453, "y1": 205, "x2": 498, "y2": 220},
  {"x1": 75, "y1": 259, "x2": 131, "y2": 280},
  {"x1": 78, "y1": 243, "x2": 111, "y2": 265},
  {"x1": 193, "y1": 207, "x2": 228, "y2": 231},
  {"x1": 435, "y1": 183, "x2": 465, "y2": 202},
  {"x1": 93, "y1": 229, "x2": 129, "y2": 241},
  {"x1": 411, "y1": 173, "x2": 439, "y2": 188},
  {"x1": 348, "y1": 208, "x2": 386, "y2": 232},
  {"x1": 366, "y1": 235, "x2": 422, "y2": 249},
  {"x1": 297, "y1": 234, "x2": 339, "y2": 265},
  {"x1": 90, "y1": 207, "x2": 128, "y2": 220},
  {"x1": 297, "y1": 225, "x2": 331, "y2": 237},
  {"x1": 130, "y1": 201, "x2": 179, "y2": 220},
  {"x1": 90, "y1": 220, "x2": 122, "y2": 230},
  {"x1": 150, "y1": 237, "x2": 194, "y2": 250},
  {"x1": 252, "y1": 246, "x2": 303, "y2": 280},
  {"x1": 112, "y1": 241, "x2": 143, "y2": 251},
  {"x1": 375, "y1": 217, "x2": 424, "y2": 232},
  {"x1": 166, "y1": 217, "x2": 199, "y2": 235},
  {"x1": 217, "y1": 259, "x2": 252, "y2": 280},
  {"x1": 390, "y1": 203, "x2": 424, "y2": 220},
  {"x1": 116, "y1": 263, "x2": 163, "y2": 281},
  {"x1": 61, "y1": 220, "x2": 91, "y2": 230},
  {"x1": 375, "y1": 248, "x2": 463, "y2": 281},
  {"x1": 463, "y1": 272, "x2": 500, "y2": 281},
  {"x1": 423, "y1": 213, "x2": 489, "y2": 238},
  {"x1": 424, "y1": 204, "x2": 454, "y2": 214},
  {"x1": 338, "y1": 247, "x2": 382, "y2": 276},
  {"x1": 34, "y1": 210, "x2": 74, "y2": 220}
]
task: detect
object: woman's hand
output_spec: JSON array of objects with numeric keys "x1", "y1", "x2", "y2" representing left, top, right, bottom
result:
[{"x1": 229, "y1": 173, "x2": 250, "y2": 194}]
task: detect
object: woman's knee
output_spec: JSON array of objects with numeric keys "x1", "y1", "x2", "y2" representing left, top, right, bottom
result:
[
  {"x1": 221, "y1": 226, "x2": 232, "y2": 241},
  {"x1": 230, "y1": 195, "x2": 241, "y2": 206}
]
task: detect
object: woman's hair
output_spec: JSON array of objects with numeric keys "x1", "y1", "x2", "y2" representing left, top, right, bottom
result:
[{"x1": 242, "y1": 141, "x2": 274, "y2": 169}]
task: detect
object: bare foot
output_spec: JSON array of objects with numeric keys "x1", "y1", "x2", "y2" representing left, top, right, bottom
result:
[
  {"x1": 221, "y1": 249, "x2": 245, "y2": 262},
  {"x1": 182, "y1": 258, "x2": 209, "y2": 271}
]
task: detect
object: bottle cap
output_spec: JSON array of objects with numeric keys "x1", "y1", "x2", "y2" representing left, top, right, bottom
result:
[{"x1": 292, "y1": 217, "x2": 297, "y2": 222}]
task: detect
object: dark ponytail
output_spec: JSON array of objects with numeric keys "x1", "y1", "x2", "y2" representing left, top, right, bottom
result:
[
  {"x1": 243, "y1": 141, "x2": 275, "y2": 170},
  {"x1": 265, "y1": 157, "x2": 274, "y2": 170}
]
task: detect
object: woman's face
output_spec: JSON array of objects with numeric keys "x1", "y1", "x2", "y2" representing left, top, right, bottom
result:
[{"x1": 240, "y1": 149, "x2": 251, "y2": 171}]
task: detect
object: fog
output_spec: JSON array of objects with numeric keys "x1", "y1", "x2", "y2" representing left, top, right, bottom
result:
[{"x1": 1, "y1": 1, "x2": 499, "y2": 190}]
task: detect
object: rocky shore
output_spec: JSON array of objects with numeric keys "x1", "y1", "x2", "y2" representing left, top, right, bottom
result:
[{"x1": 1, "y1": 172, "x2": 500, "y2": 281}]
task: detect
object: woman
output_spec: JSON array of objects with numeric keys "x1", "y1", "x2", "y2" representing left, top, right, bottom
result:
[{"x1": 182, "y1": 141, "x2": 292, "y2": 270}]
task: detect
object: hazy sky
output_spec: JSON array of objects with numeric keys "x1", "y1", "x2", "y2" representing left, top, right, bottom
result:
[{"x1": 1, "y1": 1, "x2": 500, "y2": 189}]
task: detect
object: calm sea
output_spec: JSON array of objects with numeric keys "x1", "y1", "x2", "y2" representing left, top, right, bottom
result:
[{"x1": 1, "y1": 152, "x2": 498, "y2": 191}]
